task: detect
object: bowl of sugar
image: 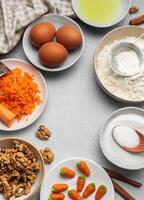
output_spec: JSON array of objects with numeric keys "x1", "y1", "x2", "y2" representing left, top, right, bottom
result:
[
  {"x1": 100, "y1": 107, "x2": 144, "y2": 170},
  {"x1": 72, "y1": 0, "x2": 131, "y2": 28}
]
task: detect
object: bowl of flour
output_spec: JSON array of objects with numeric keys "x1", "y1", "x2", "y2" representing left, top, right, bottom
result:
[{"x1": 94, "y1": 26, "x2": 144, "y2": 103}]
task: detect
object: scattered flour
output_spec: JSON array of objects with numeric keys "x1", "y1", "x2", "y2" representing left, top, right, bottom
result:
[{"x1": 96, "y1": 37, "x2": 144, "y2": 101}]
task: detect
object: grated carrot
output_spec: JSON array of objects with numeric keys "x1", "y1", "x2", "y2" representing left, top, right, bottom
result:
[{"x1": 0, "y1": 68, "x2": 42, "y2": 120}]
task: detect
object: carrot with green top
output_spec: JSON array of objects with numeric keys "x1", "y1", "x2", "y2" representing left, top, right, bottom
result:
[
  {"x1": 52, "y1": 184, "x2": 68, "y2": 193},
  {"x1": 77, "y1": 161, "x2": 90, "y2": 176},
  {"x1": 48, "y1": 193, "x2": 65, "y2": 200},
  {"x1": 77, "y1": 175, "x2": 86, "y2": 192},
  {"x1": 60, "y1": 167, "x2": 75, "y2": 178},
  {"x1": 82, "y1": 183, "x2": 96, "y2": 198},
  {"x1": 68, "y1": 189, "x2": 83, "y2": 200},
  {"x1": 95, "y1": 185, "x2": 107, "y2": 200}
]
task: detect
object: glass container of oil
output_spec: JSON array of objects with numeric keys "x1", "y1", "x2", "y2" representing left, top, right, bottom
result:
[{"x1": 72, "y1": 0, "x2": 131, "y2": 27}]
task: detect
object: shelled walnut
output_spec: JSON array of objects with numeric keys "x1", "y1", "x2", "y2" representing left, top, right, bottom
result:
[
  {"x1": 129, "y1": 6, "x2": 139, "y2": 14},
  {"x1": 40, "y1": 147, "x2": 54, "y2": 164},
  {"x1": 36, "y1": 125, "x2": 51, "y2": 140},
  {"x1": 0, "y1": 140, "x2": 39, "y2": 200}
]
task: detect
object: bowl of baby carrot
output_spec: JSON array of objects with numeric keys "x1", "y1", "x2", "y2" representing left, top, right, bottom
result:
[{"x1": 40, "y1": 158, "x2": 115, "y2": 200}]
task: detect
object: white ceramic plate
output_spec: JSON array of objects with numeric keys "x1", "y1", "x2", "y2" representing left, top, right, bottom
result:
[
  {"x1": 94, "y1": 26, "x2": 144, "y2": 103},
  {"x1": 0, "y1": 137, "x2": 44, "y2": 200},
  {"x1": 23, "y1": 14, "x2": 84, "y2": 72},
  {"x1": 40, "y1": 158, "x2": 115, "y2": 200},
  {"x1": 72, "y1": 0, "x2": 131, "y2": 28},
  {"x1": 0, "y1": 59, "x2": 48, "y2": 131},
  {"x1": 100, "y1": 107, "x2": 144, "y2": 170}
]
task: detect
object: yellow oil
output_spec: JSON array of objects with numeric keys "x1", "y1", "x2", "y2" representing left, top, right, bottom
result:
[{"x1": 78, "y1": 0, "x2": 121, "y2": 24}]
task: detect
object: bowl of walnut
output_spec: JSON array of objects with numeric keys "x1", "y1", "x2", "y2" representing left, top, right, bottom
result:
[{"x1": 0, "y1": 138, "x2": 44, "y2": 200}]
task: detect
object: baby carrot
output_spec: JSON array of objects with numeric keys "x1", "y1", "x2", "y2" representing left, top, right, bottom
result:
[
  {"x1": 48, "y1": 193, "x2": 65, "y2": 200},
  {"x1": 95, "y1": 185, "x2": 107, "y2": 200},
  {"x1": 82, "y1": 183, "x2": 96, "y2": 198},
  {"x1": 60, "y1": 167, "x2": 75, "y2": 178},
  {"x1": 52, "y1": 184, "x2": 68, "y2": 193},
  {"x1": 77, "y1": 175, "x2": 86, "y2": 192},
  {"x1": 68, "y1": 189, "x2": 83, "y2": 200},
  {"x1": 77, "y1": 161, "x2": 90, "y2": 176}
]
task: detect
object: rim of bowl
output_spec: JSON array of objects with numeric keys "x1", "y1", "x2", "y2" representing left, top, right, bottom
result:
[
  {"x1": 100, "y1": 106, "x2": 144, "y2": 170},
  {"x1": 93, "y1": 26, "x2": 144, "y2": 103},
  {"x1": 0, "y1": 58, "x2": 48, "y2": 131},
  {"x1": 0, "y1": 137, "x2": 45, "y2": 200},
  {"x1": 40, "y1": 157, "x2": 115, "y2": 200},
  {"x1": 72, "y1": 0, "x2": 132, "y2": 28},
  {"x1": 23, "y1": 14, "x2": 85, "y2": 72}
]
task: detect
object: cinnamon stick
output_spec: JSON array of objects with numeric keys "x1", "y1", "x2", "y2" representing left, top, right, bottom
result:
[
  {"x1": 130, "y1": 15, "x2": 144, "y2": 25},
  {"x1": 104, "y1": 168, "x2": 142, "y2": 188},
  {"x1": 112, "y1": 179, "x2": 136, "y2": 200}
]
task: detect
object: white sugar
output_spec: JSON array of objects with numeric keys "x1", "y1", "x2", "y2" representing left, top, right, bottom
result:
[{"x1": 112, "y1": 126, "x2": 140, "y2": 148}]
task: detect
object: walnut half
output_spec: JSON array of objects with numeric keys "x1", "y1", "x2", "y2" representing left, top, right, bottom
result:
[
  {"x1": 129, "y1": 6, "x2": 139, "y2": 14},
  {"x1": 36, "y1": 125, "x2": 51, "y2": 140},
  {"x1": 40, "y1": 147, "x2": 55, "y2": 164}
]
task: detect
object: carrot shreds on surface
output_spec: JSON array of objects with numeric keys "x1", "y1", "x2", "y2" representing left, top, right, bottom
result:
[{"x1": 0, "y1": 68, "x2": 42, "y2": 120}]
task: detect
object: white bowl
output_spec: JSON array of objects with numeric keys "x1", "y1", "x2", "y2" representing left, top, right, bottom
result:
[
  {"x1": 0, "y1": 59, "x2": 48, "y2": 131},
  {"x1": 100, "y1": 107, "x2": 144, "y2": 170},
  {"x1": 40, "y1": 157, "x2": 115, "y2": 200},
  {"x1": 72, "y1": 0, "x2": 131, "y2": 28},
  {"x1": 23, "y1": 14, "x2": 84, "y2": 72},
  {"x1": 94, "y1": 26, "x2": 144, "y2": 103},
  {"x1": 0, "y1": 137, "x2": 44, "y2": 200}
]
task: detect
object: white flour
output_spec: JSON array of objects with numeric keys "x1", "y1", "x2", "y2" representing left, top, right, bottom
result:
[
  {"x1": 96, "y1": 37, "x2": 144, "y2": 101},
  {"x1": 114, "y1": 50, "x2": 140, "y2": 75}
]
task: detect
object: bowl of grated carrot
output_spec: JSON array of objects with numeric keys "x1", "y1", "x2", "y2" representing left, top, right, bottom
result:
[{"x1": 0, "y1": 59, "x2": 48, "y2": 131}]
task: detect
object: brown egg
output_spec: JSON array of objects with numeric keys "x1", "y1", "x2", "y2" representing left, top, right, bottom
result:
[
  {"x1": 29, "y1": 22, "x2": 56, "y2": 47},
  {"x1": 39, "y1": 42, "x2": 68, "y2": 67},
  {"x1": 56, "y1": 25, "x2": 82, "y2": 50}
]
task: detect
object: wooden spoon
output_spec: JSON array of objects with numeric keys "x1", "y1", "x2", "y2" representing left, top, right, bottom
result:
[{"x1": 112, "y1": 126, "x2": 144, "y2": 153}]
